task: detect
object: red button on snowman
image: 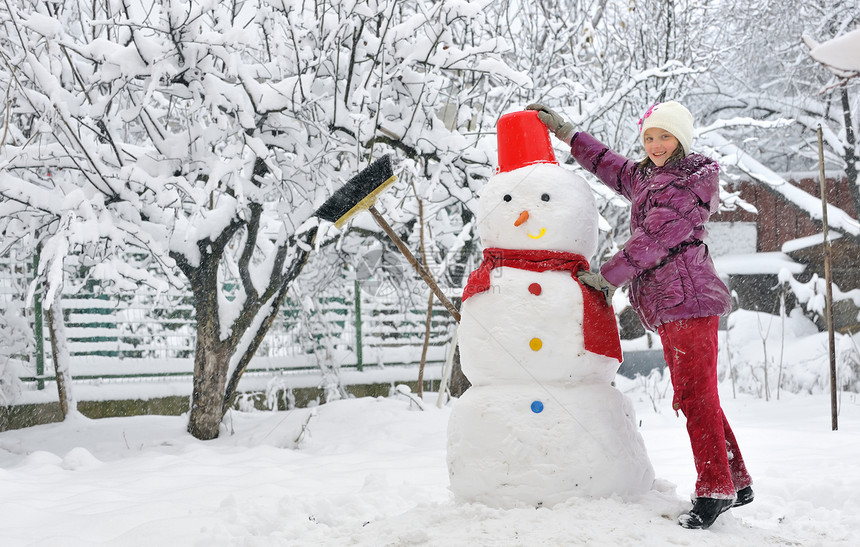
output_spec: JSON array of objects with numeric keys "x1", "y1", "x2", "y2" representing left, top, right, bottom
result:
[{"x1": 447, "y1": 110, "x2": 655, "y2": 508}]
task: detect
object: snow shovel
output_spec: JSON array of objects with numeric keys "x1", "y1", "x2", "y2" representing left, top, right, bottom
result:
[{"x1": 315, "y1": 155, "x2": 461, "y2": 322}]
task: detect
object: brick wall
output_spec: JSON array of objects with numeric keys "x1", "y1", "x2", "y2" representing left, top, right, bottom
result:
[{"x1": 713, "y1": 177, "x2": 856, "y2": 252}]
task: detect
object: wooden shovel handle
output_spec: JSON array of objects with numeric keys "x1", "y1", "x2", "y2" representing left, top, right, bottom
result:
[{"x1": 368, "y1": 206, "x2": 461, "y2": 322}]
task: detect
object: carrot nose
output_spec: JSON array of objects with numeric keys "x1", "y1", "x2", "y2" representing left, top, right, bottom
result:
[{"x1": 514, "y1": 210, "x2": 529, "y2": 227}]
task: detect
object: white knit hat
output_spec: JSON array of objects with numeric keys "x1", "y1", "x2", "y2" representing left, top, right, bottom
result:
[{"x1": 638, "y1": 101, "x2": 694, "y2": 156}]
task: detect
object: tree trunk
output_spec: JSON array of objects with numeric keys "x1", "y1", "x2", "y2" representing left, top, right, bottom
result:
[
  {"x1": 840, "y1": 87, "x2": 859, "y2": 215},
  {"x1": 220, "y1": 227, "x2": 318, "y2": 416},
  {"x1": 177, "y1": 222, "x2": 317, "y2": 440},
  {"x1": 221, "y1": 292, "x2": 283, "y2": 416},
  {"x1": 185, "y1": 245, "x2": 233, "y2": 440},
  {"x1": 187, "y1": 336, "x2": 232, "y2": 440},
  {"x1": 415, "y1": 195, "x2": 431, "y2": 398},
  {"x1": 417, "y1": 292, "x2": 433, "y2": 399},
  {"x1": 46, "y1": 292, "x2": 75, "y2": 419}
]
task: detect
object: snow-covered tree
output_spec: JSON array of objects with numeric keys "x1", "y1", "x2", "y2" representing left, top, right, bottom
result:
[
  {"x1": 0, "y1": 0, "x2": 529, "y2": 438},
  {"x1": 697, "y1": 0, "x2": 860, "y2": 230},
  {"x1": 0, "y1": 0, "x2": 325, "y2": 439},
  {"x1": 804, "y1": 26, "x2": 860, "y2": 212}
]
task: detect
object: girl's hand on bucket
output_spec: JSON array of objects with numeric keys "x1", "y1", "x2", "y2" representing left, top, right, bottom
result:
[{"x1": 526, "y1": 103, "x2": 575, "y2": 144}]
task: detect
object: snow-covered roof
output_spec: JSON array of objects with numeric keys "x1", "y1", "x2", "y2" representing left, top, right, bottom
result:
[
  {"x1": 698, "y1": 131, "x2": 860, "y2": 238},
  {"x1": 714, "y1": 251, "x2": 806, "y2": 276},
  {"x1": 803, "y1": 28, "x2": 860, "y2": 78},
  {"x1": 781, "y1": 232, "x2": 843, "y2": 254}
]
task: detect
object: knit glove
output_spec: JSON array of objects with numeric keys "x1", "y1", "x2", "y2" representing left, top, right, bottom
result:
[
  {"x1": 526, "y1": 103, "x2": 576, "y2": 145},
  {"x1": 577, "y1": 270, "x2": 616, "y2": 307}
]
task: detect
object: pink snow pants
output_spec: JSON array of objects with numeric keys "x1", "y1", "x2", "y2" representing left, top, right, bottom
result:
[{"x1": 658, "y1": 316, "x2": 752, "y2": 499}]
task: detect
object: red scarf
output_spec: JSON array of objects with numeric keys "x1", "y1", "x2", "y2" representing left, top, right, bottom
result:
[{"x1": 462, "y1": 248, "x2": 622, "y2": 362}]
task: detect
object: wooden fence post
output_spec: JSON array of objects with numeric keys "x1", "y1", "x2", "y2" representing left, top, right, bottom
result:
[
  {"x1": 817, "y1": 125, "x2": 838, "y2": 431},
  {"x1": 32, "y1": 249, "x2": 45, "y2": 390},
  {"x1": 354, "y1": 279, "x2": 363, "y2": 371}
]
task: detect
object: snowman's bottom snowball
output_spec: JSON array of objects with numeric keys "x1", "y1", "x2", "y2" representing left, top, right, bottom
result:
[{"x1": 447, "y1": 383, "x2": 655, "y2": 508}]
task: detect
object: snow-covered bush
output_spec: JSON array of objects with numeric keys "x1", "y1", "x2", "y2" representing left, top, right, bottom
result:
[
  {"x1": 721, "y1": 308, "x2": 860, "y2": 396},
  {"x1": 836, "y1": 334, "x2": 860, "y2": 392},
  {"x1": 779, "y1": 270, "x2": 860, "y2": 325},
  {"x1": 0, "y1": 308, "x2": 33, "y2": 406},
  {"x1": 264, "y1": 377, "x2": 297, "y2": 412}
]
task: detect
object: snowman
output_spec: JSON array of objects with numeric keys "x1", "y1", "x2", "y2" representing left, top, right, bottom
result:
[{"x1": 447, "y1": 110, "x2": 654, "y2": 508}]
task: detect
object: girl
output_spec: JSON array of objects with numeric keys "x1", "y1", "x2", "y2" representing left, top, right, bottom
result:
[{"x1": 528, "y1": 101, "x2": 753, "y2": 529}]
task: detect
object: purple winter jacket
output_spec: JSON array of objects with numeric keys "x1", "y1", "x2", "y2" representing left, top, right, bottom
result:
[{"x1": 569, "y1": 131, "x2": 731, "y2": 331}]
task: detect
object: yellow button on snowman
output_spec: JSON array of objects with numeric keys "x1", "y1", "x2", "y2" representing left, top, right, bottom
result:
[{"x1": 447, "y1": 110, "x2": 655, "y2": 508}]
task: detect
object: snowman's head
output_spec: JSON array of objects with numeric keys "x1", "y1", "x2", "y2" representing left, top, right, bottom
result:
[{"x1": 476, "y1": 163, "x2": 599, "y2": 258}]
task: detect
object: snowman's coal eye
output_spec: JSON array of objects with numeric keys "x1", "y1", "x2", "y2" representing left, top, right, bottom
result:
[
  {"x1": 503, "y1": 194, "x2": 512, "y2": 202},
  {"x1": 541, "y1": 193, "x2": 550, "y2": 202}
]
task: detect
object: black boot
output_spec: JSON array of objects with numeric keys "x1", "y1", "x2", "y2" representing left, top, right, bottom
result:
[
  {"x1": 733, "y1": 485, "x2": 754, "y2": 507},
  {"x1": 679, "y1": 497, "x2": 734, "y2": 529}
]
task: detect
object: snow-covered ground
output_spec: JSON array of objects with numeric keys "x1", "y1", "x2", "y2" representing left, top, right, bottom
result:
[{"x1": 1, "y1": 375, "x2": 859, "y2": 546}]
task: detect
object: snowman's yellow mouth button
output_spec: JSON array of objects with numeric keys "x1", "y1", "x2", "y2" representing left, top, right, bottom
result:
[{"x1": 528, "y1": 228, "x2": 546, "y2": 239}]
